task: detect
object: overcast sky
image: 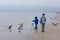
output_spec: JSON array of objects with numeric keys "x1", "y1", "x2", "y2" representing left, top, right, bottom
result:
[{"x1": 0, "y1": 0, "x2": 60, "y2": 12}]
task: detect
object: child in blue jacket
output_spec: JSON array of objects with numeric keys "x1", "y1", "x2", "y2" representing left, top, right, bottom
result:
[{"x1": 32, "y1": 16, "x2": 39, "y2": 29}]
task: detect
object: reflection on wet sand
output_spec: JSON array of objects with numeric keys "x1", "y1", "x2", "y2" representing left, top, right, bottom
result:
[
  {"x1": 34, "y1": 29, "x2": 38, "y2": 32},
  {"x1": 18, "y1": 30, "x2": 21, "y2": 33},
  {"x1": 8, "y1": 29, "x2": 12, "y2": 32},
  {"x1": 18, "y1": 27, "x2": 23, "y2": 33}
]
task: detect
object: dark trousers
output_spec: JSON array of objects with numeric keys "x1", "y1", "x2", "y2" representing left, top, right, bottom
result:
[
  {"x1": 35, "y1": 24, "x2": 38, "y2": 29},
  {"x1": 41, "y1": 24, "x2": 45, "y2": 32}
]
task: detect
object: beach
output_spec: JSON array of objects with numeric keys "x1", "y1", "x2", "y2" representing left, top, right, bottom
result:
[
  {"x1": 0, "y1": 12, "x2": 59, "y2": 40},
  {"x1": 27, "y1": 13, "x2": 60, "y2": 40}
]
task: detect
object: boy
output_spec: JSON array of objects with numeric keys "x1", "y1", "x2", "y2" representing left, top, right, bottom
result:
[
  {"x1": 40, "y1": 13, "x2": 46, "y2": 32},
  {"x1": 32, "y1": 16, "x2": 39, "y2": 29}
]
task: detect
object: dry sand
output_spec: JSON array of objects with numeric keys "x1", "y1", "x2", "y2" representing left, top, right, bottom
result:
[{"x1": 27, "y1": 13, "x2": 60, "y2": 40}]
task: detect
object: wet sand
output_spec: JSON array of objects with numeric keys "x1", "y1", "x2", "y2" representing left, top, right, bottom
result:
[
  {"x1": 0, "y1": 12, "x2": 59, "y2": 40},
  {"x1": 27, "y1": 13, "x2": 60, "y2": 40}
]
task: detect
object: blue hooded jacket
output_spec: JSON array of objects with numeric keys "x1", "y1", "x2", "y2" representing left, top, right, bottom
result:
[{"x1": 32, "y1": 16, "x2": 39, "y2": 25}]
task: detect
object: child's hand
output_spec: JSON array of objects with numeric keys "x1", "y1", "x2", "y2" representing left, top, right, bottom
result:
[{"x1": 32, "y1": 20, "x2": 34, "y2": 22}]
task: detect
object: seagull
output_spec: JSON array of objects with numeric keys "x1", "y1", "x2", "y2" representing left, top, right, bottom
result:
[
  {"x1": 52, "y1": 22, "x2": 58, "y2": 26},
  {"x1": 8, "y1": 24, "x2": 12, "y2": 29},
  {"x1": 18, "y1": 23, "x2": 23, "y2": 29}
]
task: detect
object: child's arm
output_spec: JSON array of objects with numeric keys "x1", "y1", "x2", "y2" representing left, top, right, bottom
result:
[
  {"x1": 32, "y1": 20, "x2": 35, "y2": 22},
  {"x1": 45, "y1": 18, "x2": 46, "y2": 22},
  {"x1": 40, "y1": 18, "x2": 42, "y2": 24}
]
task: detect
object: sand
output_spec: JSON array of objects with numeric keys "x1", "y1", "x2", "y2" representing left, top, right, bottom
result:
[
  {"x1": 0, "y1": 12, "x2": 59, "y2": 40},
  {"x1": 27, "y1": 13, "x2": 60, "y2": 40}
]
